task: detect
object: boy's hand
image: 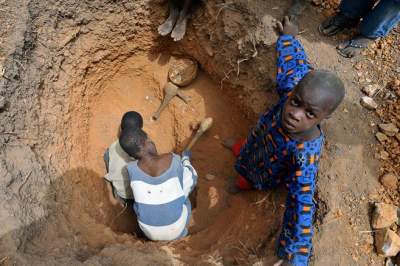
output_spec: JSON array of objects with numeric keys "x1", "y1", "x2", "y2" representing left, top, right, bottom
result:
[
  {"x1": 182, "y1": 150, "x2": 192, "y2": 160},
  {"x1": 276, "y1": 16, "x2": 299, "y2": 36}
]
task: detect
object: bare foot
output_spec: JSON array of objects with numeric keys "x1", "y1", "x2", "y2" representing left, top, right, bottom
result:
[
  {"x1": 221, "y1": 138, "x2": 235, "y2": 149},
  {"x1": 158, "y1": 7, "x2": 179, "y2": 36},
  {"x1": 336, "y1": 36, "x2": 373, "y2": 58},
  {"x1": 171, "y1": 15, "x2": 188, "y2": 41}
]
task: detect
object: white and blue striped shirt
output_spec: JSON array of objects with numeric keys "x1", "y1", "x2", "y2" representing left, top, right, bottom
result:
[{"x1": 126, "y1": 153, "x2": 197, "y2": 241}]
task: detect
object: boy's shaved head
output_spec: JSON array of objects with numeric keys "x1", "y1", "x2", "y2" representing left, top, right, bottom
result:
[
  {"x1": 297, "y1": 70, "x2": 345, "y2": 114},
  {"x1": 281, "y1": 70, "x2": 345, "y2": 135},
  {"x1": 119, "y1": 129, "x2": 147, "y2": 158},
  {"x1": 121, "y1": 111, "x2": 143, "y2": 131}
]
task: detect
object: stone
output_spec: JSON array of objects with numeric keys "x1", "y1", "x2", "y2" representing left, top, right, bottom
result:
[
  {"x1": 380, "y1": 150, "x2": 390, "y2": 160},
  {"x1": 375, "y1": 229, "x2": 400, "y2": 257},
  {"x1": 205, "y1": 173, "x2": 215, "y2": 181},
  {"x1": 372, "y1": 203, "x2": 399, "y2": 229},
  {"x1": 379, "y1": 123, "x2": 399, "y2": 137},
  {"x1": 0, "y1": 96, "x2": 5, "y2": 110},
  {"x1": 376, "y1": 132, "x2": 389, "y2": 143},
  {"x1": 362, "y1": 84, "x2": 380, "y2": 97},
  {"x1": 360, "y1": 96, "x2": 378, "y2": 110},
  {"x1": 380, "y1": 173, "x2": 398, "y2": 190},
  {"x1": 396, "y1": 133, "x2": 400, "y2": 142},
  {"x1": 168, "y1": 57, "x2": 198, "y2": 87}
]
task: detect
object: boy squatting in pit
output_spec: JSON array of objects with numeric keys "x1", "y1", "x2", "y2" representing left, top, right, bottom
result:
[
  {"x1": 119, "y1": 129, "x2": 198, "y2": 241},
  {"x1": 223, "y1": 17, "x2": 345, "y2": 266}
]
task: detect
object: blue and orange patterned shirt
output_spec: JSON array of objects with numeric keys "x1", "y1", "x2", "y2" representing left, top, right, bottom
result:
[{"x1": 235, "y1": 35, "x2": 323, "y2": 266}]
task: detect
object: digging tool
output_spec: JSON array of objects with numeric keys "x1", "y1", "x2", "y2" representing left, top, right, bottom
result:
[
  {"x1": 152, "y1": 82, "x2": 189, "y2": 120},
  {"x1": 185, "y1": 117, "x2": 213, "y2": 150}
]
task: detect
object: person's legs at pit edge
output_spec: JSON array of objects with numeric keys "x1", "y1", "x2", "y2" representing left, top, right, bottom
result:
[
  {"x1": 339, "y1": 0, "x2": 376, "y2": 21},
  {"x1": 158, "y1": 0, "x2": 180, "y2": 36},
  {"x1": 171, "y1": 0, "x2": 193, "y2": 41},
  {"x1": 359, "y1": 0, "x2": 400, "y2": 39},
  {"x1": 337, "y1": 0, "x2": 400, "y2": 57},
  {"x1": 319, "y1": 0, "x2": 376, "y2": 36}
]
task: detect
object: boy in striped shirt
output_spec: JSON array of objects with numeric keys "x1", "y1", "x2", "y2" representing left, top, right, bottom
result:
[{"x1": 119, "y1": 129, "x2": 197, "y2": 241}]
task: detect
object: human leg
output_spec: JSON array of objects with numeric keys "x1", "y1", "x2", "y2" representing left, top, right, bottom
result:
[
  {"x1": 319, "y1": 0, "x2": 376, "y2": 36},
  {"x1": 359, "y1": 0, "x2": 400, "y2": 38},
  {"x1": 171, "y1": 0, "x2": 193, "y2": 41},
  {"x1": 336, "y1": 0, "x2": 400, "y2": 58},
  {"x1": 158, "y1": 0, "x2": 180, "y2": 36}
]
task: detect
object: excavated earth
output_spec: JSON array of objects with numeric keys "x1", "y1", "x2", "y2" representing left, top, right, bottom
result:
[{"x1": 0, "y1": 0, "x2": 387, "y2": 265}]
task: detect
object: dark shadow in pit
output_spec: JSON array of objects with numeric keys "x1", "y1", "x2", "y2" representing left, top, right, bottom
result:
[{"x1": 46, "y1": 167, "x2": 141, "y2": 238}]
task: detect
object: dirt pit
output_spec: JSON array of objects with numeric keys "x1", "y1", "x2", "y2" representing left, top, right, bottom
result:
[{"x1": 23, "y1": 54, "x2": 287, "y2": 265}]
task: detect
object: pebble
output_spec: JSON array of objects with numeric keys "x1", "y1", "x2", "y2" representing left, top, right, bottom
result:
[
  {"x1": 375, "y1": 229, "x2": 400, "y2": 257},
  {"x1": 205, "y1": 174, "x2": 215, "y2": 181},
  {"x1": 362, "y1": 84, "x2": 380, "y2": 97},
  {"x1": 376, "y1": 132, "x2": 389, "y2": 143},
  {"x1": 396, "y1": 133, "x2": 400, "y2": 142},
  {"x1": 380, "y1": 150, "x2": 390, "y2": 160},
  {"x1": 379, "y1": 123, "x2": 399, "y2": 137},
  {"x1": 380, "y1": 173, "x2": 398, "y2": 190},
  {"x1": 0, "y1": 96, "x2": 5, "y2": 110},
  {"x1": 360, "y1": 96, "x2": 378, "y2": 110},
  {"x1": 371, "y1": 203, "x2": 399, "y2": 229}
]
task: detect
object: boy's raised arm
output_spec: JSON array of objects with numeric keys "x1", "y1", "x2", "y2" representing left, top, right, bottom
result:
[
  {"x1": 181, "y1": 150, "x2": 198, "y2": 198},
  {"x1": 275, "y1": 16, "x2": 312, "y2": 96}
]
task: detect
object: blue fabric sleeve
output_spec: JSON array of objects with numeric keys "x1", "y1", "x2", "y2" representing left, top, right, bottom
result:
[
  {"x1": 278, "y1": 149, "x2": 320, "y2": 266},
  {"x1": 276, "y1": 35, "x2": 312, "y2": 97}
]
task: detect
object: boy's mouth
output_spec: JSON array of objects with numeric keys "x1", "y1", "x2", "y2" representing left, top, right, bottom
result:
[{"x1": 282, "y1": 116, "x2": 297, "y2": 131}]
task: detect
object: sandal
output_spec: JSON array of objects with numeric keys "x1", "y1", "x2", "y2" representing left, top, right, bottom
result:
[
  {"x1": 319, "y1": 13, "x2": 357, "y2": 36},
  {"x1": 336, "y1": 37, "x2": 373, "y2": 58}
]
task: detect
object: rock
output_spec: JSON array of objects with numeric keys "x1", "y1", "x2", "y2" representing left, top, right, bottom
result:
[
  {"x1": 168, "y1": 57, "x2": 198, "y2": 87},
  {"x1": 380, "y1": 173, "x2": 398, "y2": 190},
  {"x1": 362, "y1": 84, "x2": 380, "y2": 97},
  {"x1": 376, "y1": 132, "x2": 389, "y2": 143},
  {"x1": 360, "y1": 96, "x2": 378, "y2": 110},
  {"x1": 396, "y1": 133, "x2": 400, "y2": 142},
  {"x1": 205, "y1": 173, "x2": 215, "y2": 181},
  {"x1": 372, "y1": 203, "x2": 399, "y2": 229},
  {"x1": 0, "y1": 96, "x2": 5, "y2": 110},
  {"x1": 375, "y1": 229, "x2": 400, "y2": 257},
  {"x1": 380, "y1": 150, "x2": 390, "y2": 160},
  {"x1": 379, "y1": 123, "x2": 399, "y2": 137}
]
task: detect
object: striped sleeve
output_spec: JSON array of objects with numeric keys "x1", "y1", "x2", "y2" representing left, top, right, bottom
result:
[
  {"x1": 181, "y1": 156, "x2": 198, "y2": 198},
  {"x1": 276, "y1": 35, "x2": 311, "y2": 97}
]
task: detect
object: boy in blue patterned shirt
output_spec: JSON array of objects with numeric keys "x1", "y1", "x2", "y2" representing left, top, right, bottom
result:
[{"x1": 223, "y1": 17, "x2": 345, "y2": 266}]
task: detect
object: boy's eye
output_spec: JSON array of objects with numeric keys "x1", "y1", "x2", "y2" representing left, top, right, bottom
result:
[
  {"x1": 290, "y1": 98, "x2": 300, "y2": 106},
  {"x1": 306, "y1": 111, "x2": 315, "y2": 118}
]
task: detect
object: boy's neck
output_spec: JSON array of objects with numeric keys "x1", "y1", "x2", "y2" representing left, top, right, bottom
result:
[{"x1": 287, "y1": 125, "x2": 320, "y2": 142}]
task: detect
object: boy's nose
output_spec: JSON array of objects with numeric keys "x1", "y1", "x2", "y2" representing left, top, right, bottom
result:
[{"x1": 289, "y1": 110, "x2": 301, "y2": 121}]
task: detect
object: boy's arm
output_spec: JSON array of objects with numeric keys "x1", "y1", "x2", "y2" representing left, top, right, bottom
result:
[
  {"x1": 276, "y1": 17, "x2": 312, "y2": 97},
  {"x1": 181, "y1": 151, "x2": 198, "y2": 198},
  {"x1": 105, "y1": 180, "x2": 121, "y2": 207},
  {"x1": 278, "y1": 150, "x2": 319, "y2": 266}
]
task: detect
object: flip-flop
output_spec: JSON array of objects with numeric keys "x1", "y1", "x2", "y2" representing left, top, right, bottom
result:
[
  {"x1": 336, "y1": 39, "x2": 370, "y2": 58},
  {"x1": 319, "y1": 14, "x2": 355, "y2": 36}
]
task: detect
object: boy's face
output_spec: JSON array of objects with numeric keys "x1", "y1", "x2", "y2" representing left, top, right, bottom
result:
[
  {"x1": 143, "y1": 139, "x2": 157, "y2": 155},
  {"x1": 281, "y1": 85, "x2": 332, "y2": 134}
]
